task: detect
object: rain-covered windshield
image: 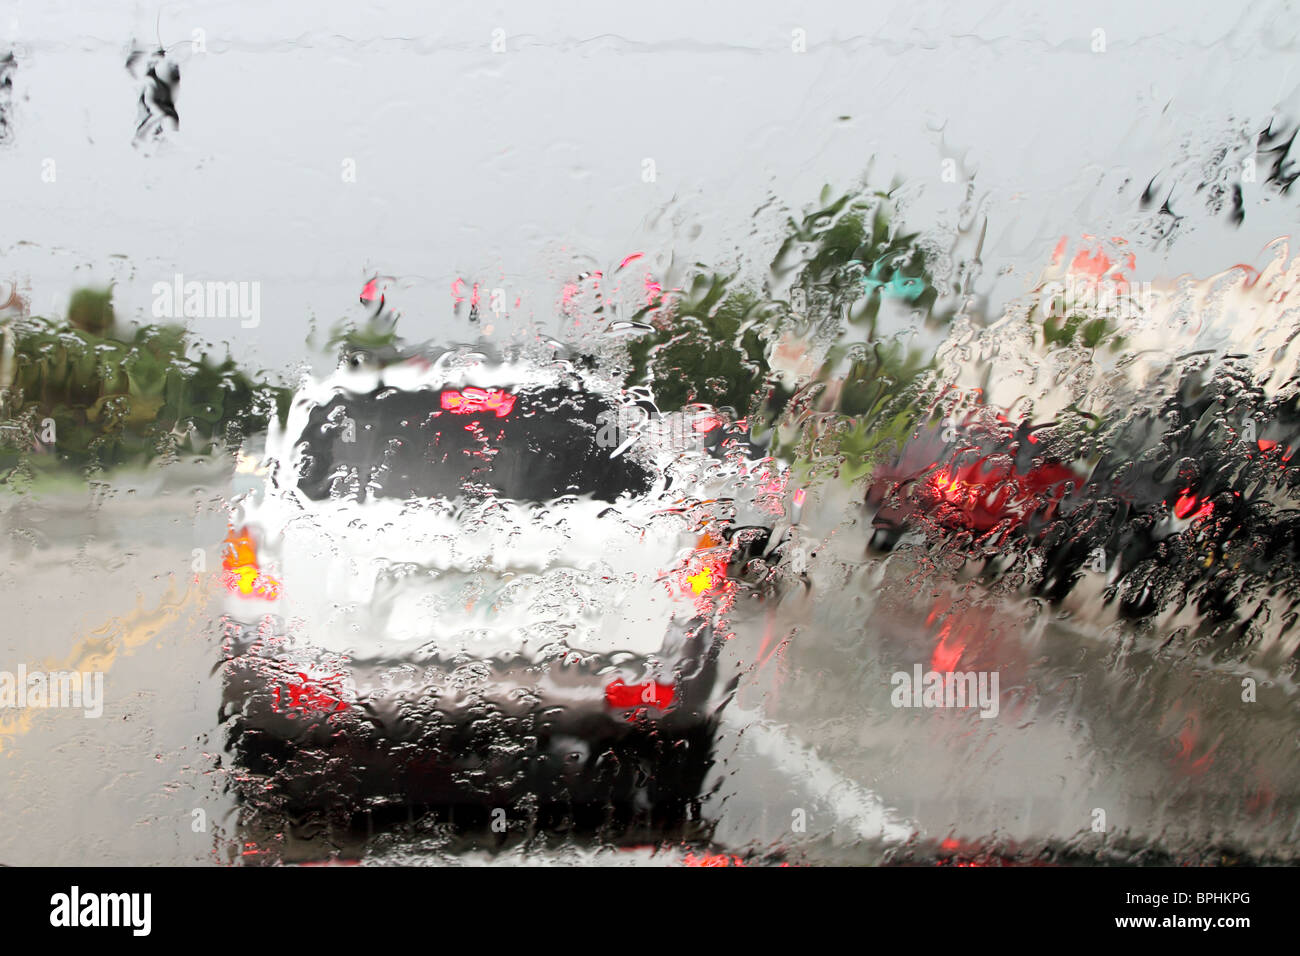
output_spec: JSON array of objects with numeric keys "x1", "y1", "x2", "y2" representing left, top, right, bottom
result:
[{"x1": 6, "y1": 2, "x2": 1300, "y2": 901}]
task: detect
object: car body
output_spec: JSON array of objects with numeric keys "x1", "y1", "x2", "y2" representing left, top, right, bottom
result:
[
  {"x1": 865, "y1": 375, "x2": 1300, "y2": 620},
  {"x1": 865, "y1": 413, "x2": 1082, "y2": 553},
  {"x1": 219, "y1": 342, "x2": 786, "y2": 818}
]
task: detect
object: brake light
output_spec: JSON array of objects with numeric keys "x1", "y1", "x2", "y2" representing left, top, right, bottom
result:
[
  {"x1": 604, "y1": 678, "x2": 675, "y2": 709},
  {"x1": 440, "y1": 387, "x2": 516, "y2": 417},
  {"x1": 682, "y1": 853, "x2": 747, "y2": 867},
  {"x1": 1173, "y1": 490, "x2": 1213, "y2": 521},
  {"x1": 921, "y1": 457, "x2": 1077, "y2": 532},
  {"x1": 271, "y1": 671, "x2": 348, "y2": 716}
]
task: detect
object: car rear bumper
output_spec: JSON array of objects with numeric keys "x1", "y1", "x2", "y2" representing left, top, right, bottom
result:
[{"x1": 220, "y1": 619, "x2": 721, "y2": 808}]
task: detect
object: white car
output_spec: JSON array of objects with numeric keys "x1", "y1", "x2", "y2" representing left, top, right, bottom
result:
[{"x1": 219, "y1": 341, "x2": 788, "y2": 821}]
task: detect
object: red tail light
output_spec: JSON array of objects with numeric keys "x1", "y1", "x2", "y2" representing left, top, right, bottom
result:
[
  {"x1": 440, "y1": 387, "x2": 516, "y2": 417},
  {"x1": 1173, "y1": 490, "x2": 1214, "y2": 521},
  {"x1": 271, "y1": 671, "x2": 348, "y2": 716},
  {"x1": 605, "y1": 678, "x2": 675, "y2": 710},
  {"x1": 681, "y1": 853, "x2": 746, "y2": 867}
]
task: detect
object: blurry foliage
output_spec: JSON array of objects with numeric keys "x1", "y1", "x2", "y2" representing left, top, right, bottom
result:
[
  {"x1": 326, "y1": 311, "x2": 401, "y2": 355},
  {"x1": 4, "y1": 184, "x2": 948, "y2": 489},
  {"x1": 67, "y1": 286, "x2": 117, "y2": 337},
  {"x1": 625, "y1": 278, "x2": 774, "y2": 414},
  {"x1": 0, "y1": 287, "x2": 290, "y2": 479},
  {"x1": 773, "y1": 186, "x2": 937, "y2": 333},
  {"x1": 1034, "y1": 285, "x2": 1128, "y2": 353},
  {"x1": 796, "y1": 339, "x2": 935, "y2": 485},
  {"x1": 624, "y1": 184, "x2": 946, "y2": 484},
  {"x1": 1041, "y1": 310, "x2": 1115, "y2": 351}
]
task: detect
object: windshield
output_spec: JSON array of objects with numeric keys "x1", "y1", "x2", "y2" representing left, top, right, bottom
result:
[{"x1": 293, "y1": 384, "x2": 653, "y2": 503}]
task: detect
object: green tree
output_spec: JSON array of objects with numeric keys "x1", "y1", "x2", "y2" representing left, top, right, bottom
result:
[
  {"x1": 621, "y1": 184, "x2": 947, "y2": 485},
  {"x1": 625, "y1": 276, "x2": 775, "y2": 415},
  {"x1": 0, "y1": 288, "x2": 289, "y2": 480}
]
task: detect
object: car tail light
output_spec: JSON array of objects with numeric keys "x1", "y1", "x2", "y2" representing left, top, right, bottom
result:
[
  {"x1": 1173, "y1": 490, "x2": 1214, "y2": 521},
  {"x1": 604, "y1": 678, "x2": 675, "y2": 710},
  {"x1": 681, "y1": 853, "x2": 747, "y2": 867},
  {"x1": 271, "y1": 671, "x2": 348, "y2": 716},
  {"x1": 439, "y1": 387, "x2": 516, "y2": 417},
  {"x1": 920, "y1": 457, "x2": 1078, "y2": 532}
]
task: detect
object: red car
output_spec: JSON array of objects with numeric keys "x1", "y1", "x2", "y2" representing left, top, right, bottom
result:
[{"x1": 866, "y1": 415, "x2": 1083, "y2": 548}]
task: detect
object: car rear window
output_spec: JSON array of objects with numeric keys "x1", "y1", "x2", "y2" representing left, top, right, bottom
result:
[{"x1": 293, "y1": 384, "x2": 653, "y2": 503}]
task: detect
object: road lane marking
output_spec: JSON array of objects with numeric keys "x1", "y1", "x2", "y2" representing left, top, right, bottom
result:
[{"x1": 720, "y1": 704, "x2": 919, "y2": 844}]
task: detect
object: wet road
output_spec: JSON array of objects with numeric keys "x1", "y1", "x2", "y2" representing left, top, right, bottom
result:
[{"x1": 1, "y1": 474, "x2": 1295, "y2": 865}]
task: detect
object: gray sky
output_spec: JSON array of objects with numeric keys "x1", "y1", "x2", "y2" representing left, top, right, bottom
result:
[{"x1": 1, "y1": 0, "x2": 1297, "y2": 377}]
